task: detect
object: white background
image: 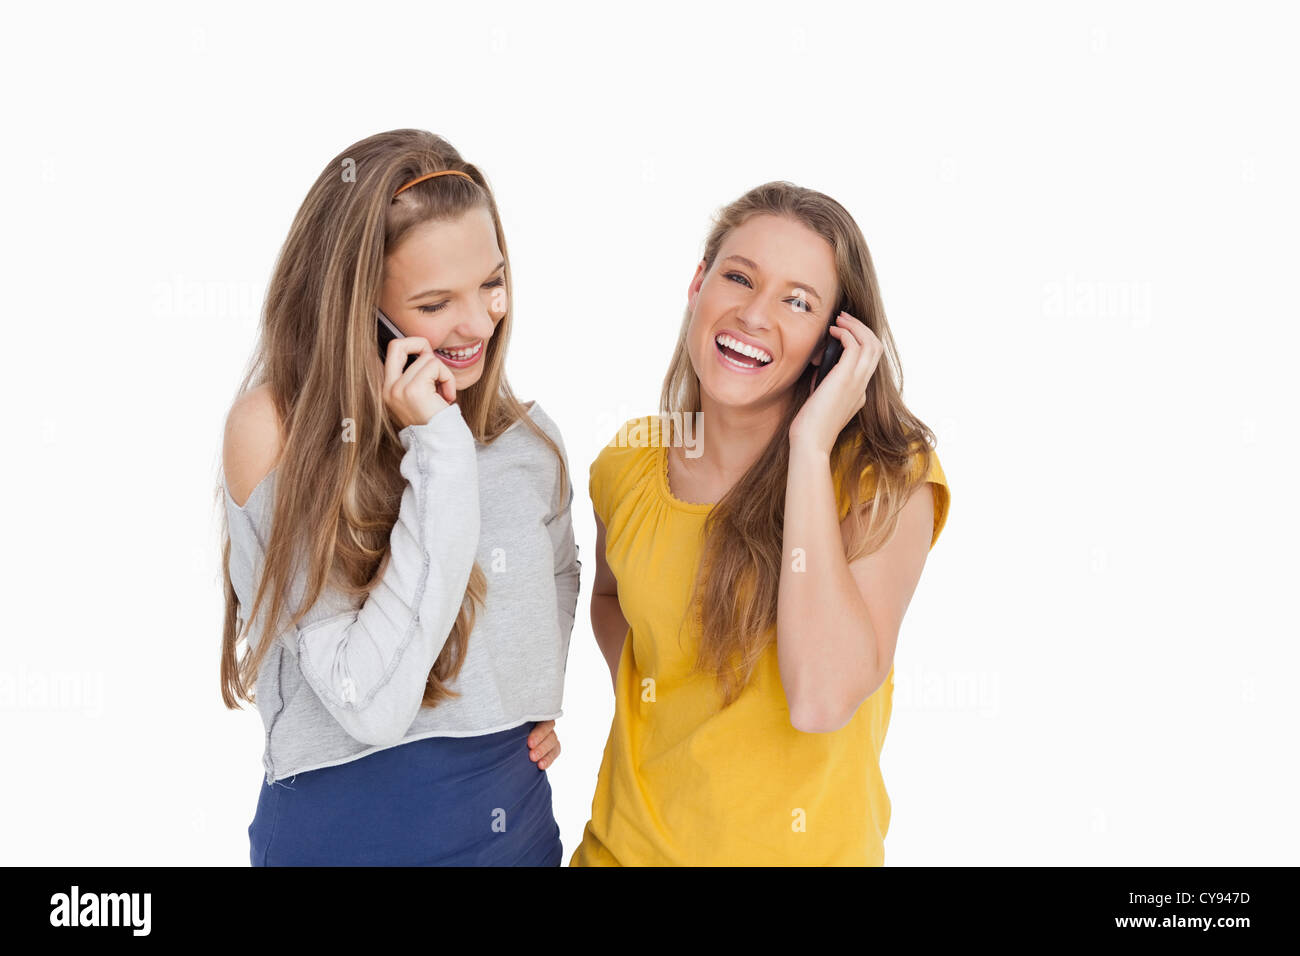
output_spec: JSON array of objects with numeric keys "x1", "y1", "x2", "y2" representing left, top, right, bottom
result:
[{"x1": 1, "y1": 1, "x2": 1295, "y2": 865}]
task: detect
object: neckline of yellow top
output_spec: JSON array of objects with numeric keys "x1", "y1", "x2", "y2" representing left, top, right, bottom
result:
[
  {"x1": 656, "y1": 428, "x2": 867, "y2": 518},
  {"x1": 656, "y1": 442, "x2": 715, "y2": 514}
]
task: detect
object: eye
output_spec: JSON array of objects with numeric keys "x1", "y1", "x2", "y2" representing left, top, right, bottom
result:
[
  {"x1": 725, "y1": 271, "x2": 810, "y2": 313},
  {"x1": 417, "y1": 302, "x2": 447, "y2": 314},
  {"x1": 484, "y1": 275, "x2": 505, "y2": 288}
]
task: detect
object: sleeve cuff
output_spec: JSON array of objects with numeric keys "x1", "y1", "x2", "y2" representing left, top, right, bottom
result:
[{"x1": 398, "y1": 402, "x2": 474, "y2": 452}]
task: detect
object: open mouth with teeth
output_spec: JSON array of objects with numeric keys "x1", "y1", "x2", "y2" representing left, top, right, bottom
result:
[
  {"x1": 434, "y1": 340, "x2": 485, "y2": 367},
  {"x1": 714, "y1": 332, "x2": 773, "y2": 370}
]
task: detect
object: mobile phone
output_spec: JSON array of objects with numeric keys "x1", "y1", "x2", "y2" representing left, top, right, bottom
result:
[
  {"x1": 376, "y1": 308, "x2": 420, "y2": 372},
  {"x1": 812, "y1": 302, "x2": 845, "y2": 389}
]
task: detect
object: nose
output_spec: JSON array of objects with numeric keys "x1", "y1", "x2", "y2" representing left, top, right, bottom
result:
[
  {"x1": 735, "y1": 295, "x2": 772, "y2": 334},
  {"x1": 462, "y1": 298, "x2": 498, "y2": 341}
]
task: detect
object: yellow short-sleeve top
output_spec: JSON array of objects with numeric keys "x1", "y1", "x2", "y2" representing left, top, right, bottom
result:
[{"x1": 570, "y1": 415, "x2": 950, "y2": 866}]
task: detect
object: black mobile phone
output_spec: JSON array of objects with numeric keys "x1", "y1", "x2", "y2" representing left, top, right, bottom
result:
[
  {"x1": 812, "y1": 302, "x2": 845, "y2": 389},
  {"x1": 376, "y1": 308, "x2": 420, "y2": 372}
]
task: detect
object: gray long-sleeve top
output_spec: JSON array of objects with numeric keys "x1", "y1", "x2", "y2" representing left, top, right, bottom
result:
[{"x1": 223, "y1": 401, "x2": 580, "y2": 784}]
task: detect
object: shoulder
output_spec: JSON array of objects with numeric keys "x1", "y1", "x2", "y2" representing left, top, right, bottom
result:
[
  {"x1": 835, "y1": 436, "x2": 950, "y2": 549},
  {"x1": 906, "y1": 442, "x2": 949, "y2": 548},
  {"x1": 589, "y1": 414, "x2": 665, "y2": 523},
  {"x1": 519, "y1": 399, "x2": 564, "y2": 447},
  {"x1": 592, "y1": 413, "x2": 665, "y2": 475},
  {"x1": 223, "y1": 384, "x2": 284, "y2": 507},
  {"x1": 907, "y1": 439, "x2": 947, "y2": 488}
]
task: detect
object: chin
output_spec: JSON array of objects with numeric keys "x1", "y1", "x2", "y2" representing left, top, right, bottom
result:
[
  {"x1": 697, "y1": 372, "x2": 759, "y2": 409},
  {"x1": 455, "y1": 366, "x2": 486, "y2": 388}
]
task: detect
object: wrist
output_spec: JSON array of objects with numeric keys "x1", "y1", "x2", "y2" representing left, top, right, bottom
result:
[
  {"x1": 788, "y1": 436, "x2": 832, "y2": 464},
  {"x1": 398, "y1": 401, "x2": 469, "y2": 450}
]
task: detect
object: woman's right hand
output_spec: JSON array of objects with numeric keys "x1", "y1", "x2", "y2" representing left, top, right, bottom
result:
[{"x1": 380, "y1": 336, "x2": 457, "y2": 429}]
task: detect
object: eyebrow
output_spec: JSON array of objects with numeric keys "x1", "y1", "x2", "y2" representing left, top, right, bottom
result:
[
  {"x1": 721, "y1": 255, "x2": 822, "y2": 304},
  {"x1": 406, "y1": 259, "x2": 506, "y2": 302}
]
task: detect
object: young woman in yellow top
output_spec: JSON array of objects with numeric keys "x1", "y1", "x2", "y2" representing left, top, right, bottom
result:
[{"x1": 570, "y1": 181, "x2": 951, "y2": 866}]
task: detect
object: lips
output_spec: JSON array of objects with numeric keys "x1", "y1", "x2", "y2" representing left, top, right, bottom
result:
[
  {"x1": 713, "y1": 331, "x2": 773, "y2": 371},
  {"x1": 434, "y1": 339, "x2": 484, "y2": 368}
]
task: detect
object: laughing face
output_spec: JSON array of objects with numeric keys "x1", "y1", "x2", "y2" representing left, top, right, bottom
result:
[
  {"x1": 685, "y1": 214, "x2": 839, "y2": 412},
  {"x1": 378, "y1": 204, "x2": 506, "y2": 389}
]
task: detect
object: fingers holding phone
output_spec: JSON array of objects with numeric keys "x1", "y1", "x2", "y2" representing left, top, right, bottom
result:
[
  {"x1": 791, "y1": 311, "x2": 882, "y2": 454},
  {"x1": 381, "y1": 335, "x2": 457, "y2": 428},
  {"x1": 830, "y1": 311, "x2": 884, "y2": 385},
  {"x1": 815, "y1": 311, "x2": 881, "y2": 389}
]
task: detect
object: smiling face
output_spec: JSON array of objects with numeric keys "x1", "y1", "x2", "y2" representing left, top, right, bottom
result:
[
  {"x1": 685, "y1": 213, "x2": 839, "y2": 412},
  {"x1": 378, "y1": 204, "x2": 506, "y2": 389}
]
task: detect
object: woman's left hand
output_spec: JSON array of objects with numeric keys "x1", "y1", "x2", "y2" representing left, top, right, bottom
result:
[
  {"x1": 527, "y1": 720, "x2": 560, "y2": 770},
  {"x1": 789, "y1": 311, "x2": 884, "y2": 456}
]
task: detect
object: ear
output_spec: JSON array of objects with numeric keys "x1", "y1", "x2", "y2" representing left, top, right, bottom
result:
[{"x1": 687, "y1": 259, "x2": 707, "y2": 307}]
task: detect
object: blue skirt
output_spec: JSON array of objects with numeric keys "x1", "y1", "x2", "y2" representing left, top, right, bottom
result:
[{"x1": 248, "y1": 721, "x2": 562, "y2": 866}]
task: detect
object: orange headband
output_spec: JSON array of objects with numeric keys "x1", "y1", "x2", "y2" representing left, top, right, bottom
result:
[{"x1": 392, "y1": 169, "x2": 475, "y2": 197}]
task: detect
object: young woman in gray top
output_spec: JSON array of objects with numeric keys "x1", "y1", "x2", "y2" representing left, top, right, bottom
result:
[{"x1": 218, "y1": 129, "x2": 579, "y2": 866}]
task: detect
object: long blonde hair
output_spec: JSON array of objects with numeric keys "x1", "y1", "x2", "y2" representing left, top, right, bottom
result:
[
  {"x1": 218, "y1": 129, "x2": 568, "y2": 710},
  {"x1": 660, "y1": 181, "x2": 938, "y2": 708}
]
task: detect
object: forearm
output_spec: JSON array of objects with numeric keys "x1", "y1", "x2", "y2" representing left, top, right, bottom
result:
[
  {"x1": 548, "y1": 486, "x2": 582, "y2": 642},
  {"x1": 294, "y1": 405, "x2": 481, "y2": 746},
  {"x1": 776, "y1": 442, "x2": 877, "y2": 730},
  {"x1": 591, "y1": 593, "x2": 629, "y2": 685}
]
